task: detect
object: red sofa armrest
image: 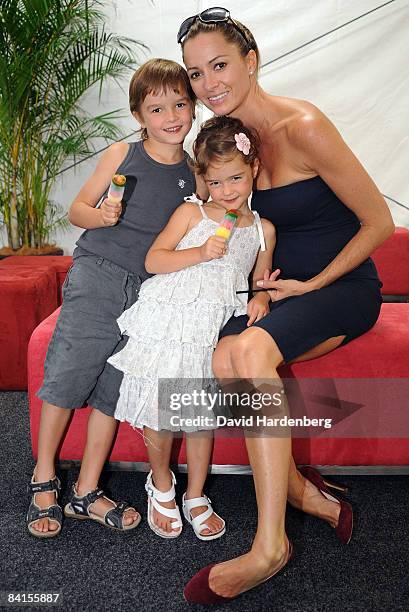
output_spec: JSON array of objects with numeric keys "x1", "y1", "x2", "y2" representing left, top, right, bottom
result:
[{"x1": 372, "y1": 227, "x2": 409, "y2": 295}]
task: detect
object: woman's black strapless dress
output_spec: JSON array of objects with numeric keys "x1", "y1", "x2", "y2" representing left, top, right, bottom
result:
[{"x1": 219, "y1": 176, "x2": 383, "y2": 362}]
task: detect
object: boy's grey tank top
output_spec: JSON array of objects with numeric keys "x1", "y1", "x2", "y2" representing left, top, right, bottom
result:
[{"x1": 76, "y1": 141, "x2": 195, "y2": 279}]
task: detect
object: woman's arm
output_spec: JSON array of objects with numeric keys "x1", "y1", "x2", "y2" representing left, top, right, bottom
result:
[
  {"x1": 68, "y1": 142, "x2": 129, "y2": 229},
  {"x1": 250, "y1": 219, "x2": 276, "y2": 290},
  {"x1": 258, "y1": 108, "x2": 394, "y2": 298},
  {"x1": 298, "y1": 110, "x2": 394, "y2": 290},
  {"x1": 246, "y1": 219, "x2": 277, "y2": 325},
  {"x1": 145, "y1": 203, "x2": 226, "y2": 274}
]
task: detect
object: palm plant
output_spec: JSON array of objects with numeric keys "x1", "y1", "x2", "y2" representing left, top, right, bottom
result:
[{"x1": 0, "y1": 0, "x2": 146, "y2": 251}]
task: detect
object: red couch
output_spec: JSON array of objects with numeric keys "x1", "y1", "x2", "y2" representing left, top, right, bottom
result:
[
  {"x1": 27, "y1": 229, "x2": 409, "y2": 468},
  {"x1": 0, "y1": 267, "x2": 58, "y2": 389},
  {"x1": 0, "y1": 255, "x2": 72, "y2": 305},
  {"x1": 0, "y1": 256, "x2": 72, "y2": 390},
  {"x1": 371, "y1": 227, "x2": 409, "y2": 297}
]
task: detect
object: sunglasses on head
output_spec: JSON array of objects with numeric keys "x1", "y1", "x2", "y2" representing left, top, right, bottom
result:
[{"x1": 177, "y1": 6, "x2": 250, "y2": 48}]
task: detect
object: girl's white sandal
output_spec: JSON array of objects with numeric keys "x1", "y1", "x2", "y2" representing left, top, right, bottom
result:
[
  {"x1": 145, "y1": 470, "x2": 183, "y2": 539},
  {"x1": 182, "y1": 493, "x2": 226, "y2": 541}
]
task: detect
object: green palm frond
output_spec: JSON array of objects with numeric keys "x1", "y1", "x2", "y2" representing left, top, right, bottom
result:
[{"x1": 0, "y1": 0, "x2": 148, "y2": 249}]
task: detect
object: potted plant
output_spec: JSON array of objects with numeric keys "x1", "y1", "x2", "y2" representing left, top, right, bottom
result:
[{"x1": 0, "y1": 0, "x2": 146, "y2": 256}]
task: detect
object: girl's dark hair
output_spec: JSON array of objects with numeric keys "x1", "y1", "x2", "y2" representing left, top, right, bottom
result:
[
  {"x1": 193, "y1": 116, "x2": 259, "y2": 175},
  {"x1": 181, "y1": 18, "x2": 260, "y2": 72},
  {"x1": 129, "y1": 58, "x2": 196, "y2": 139}
]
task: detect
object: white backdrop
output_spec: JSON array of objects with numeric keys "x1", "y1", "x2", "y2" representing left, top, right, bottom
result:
[{"x1": 3, "y1": 0, "x2": 408, "y2": 253}]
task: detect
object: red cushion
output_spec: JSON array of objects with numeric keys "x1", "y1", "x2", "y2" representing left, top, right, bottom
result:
[
  {"x1": 285, "y1": 303, "x2": 409, "y2": 465},
  {"x1": 287, "y1": 303, "x2": 409, "y2": 378},
  {"x1": 28, "y1": 308, "x2": 150, "y2": 462},
  {"x1": 0, "y1": 255, "x2": 72, "y2": 305},
  {"x1": 28, "y1": 303, "x2": 409, "y2": 466},
  {"x1": 372, "y1": 227, "x2": 409, "y2": 295},
  {"x1": 0, "y1": 267, "x2": 58, "y2": 389}
]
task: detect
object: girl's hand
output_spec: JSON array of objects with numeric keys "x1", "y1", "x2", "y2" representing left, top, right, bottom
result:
[
  {"x1": 199, "y1": 236, "x2": 227, "y2": 262},
  {"x1": 256, "y1": 268, "x2": 310, "y2": 301},
  {"x1": 100, "y1": 198, "x2": 122, "y2": 226},
  {"x1": 246, "y1": 294, "x2": 270, "y2": 326}
]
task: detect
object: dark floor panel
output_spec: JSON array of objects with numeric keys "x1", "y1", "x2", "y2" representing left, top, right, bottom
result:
[{"x1": 0, "y1": 392, "x2": 407, "y2": 611}]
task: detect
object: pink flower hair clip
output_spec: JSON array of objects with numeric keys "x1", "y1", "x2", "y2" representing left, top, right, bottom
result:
[{"x1": 234, "y1": 132, "x2": 251, "y2": 156}]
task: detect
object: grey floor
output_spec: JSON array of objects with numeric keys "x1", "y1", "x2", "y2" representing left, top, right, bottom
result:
[{"x1": 0, "y1": 391, "x2": 407, "y2": 611}]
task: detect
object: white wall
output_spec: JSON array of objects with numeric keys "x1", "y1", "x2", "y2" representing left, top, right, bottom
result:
[{"x1": 2, "y1": 0, "x2": 408, "y2": 253}]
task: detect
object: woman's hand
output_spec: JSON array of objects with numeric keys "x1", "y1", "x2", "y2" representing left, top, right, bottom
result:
[
  {"x1": 247, "y1": 293, "x2": 270, "y2": 326},
  {"x1": 256, "y1": 268, "x2": 311, "y2": 301}
]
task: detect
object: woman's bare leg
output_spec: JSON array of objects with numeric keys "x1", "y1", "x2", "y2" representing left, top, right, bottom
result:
[
  {"x1": 31, "y1": 402, "x2": 72, "y2": 534},
  {"x1": 286, "y1": 334, "x2": 346, "y2": 525},
  {"x1": 205, "y1": 329, "x2": 349, "y2": 596},
  {"x1": 205, "y1": 329, "x2": 291, "y2": 598},
  {"x1": 144, "y1": 427, "x2": 180, "y2": 534},
  {"x1": 216, "y1": 335, "x2": 346, "y2": 526},
  {"x1": 185, "y1": 432, "x2": 224, "y2": 535}
]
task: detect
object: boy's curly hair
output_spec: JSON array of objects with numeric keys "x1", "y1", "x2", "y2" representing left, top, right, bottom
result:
[{"x1": 193, "y1": 116, "x2": 259, "y2": 175}]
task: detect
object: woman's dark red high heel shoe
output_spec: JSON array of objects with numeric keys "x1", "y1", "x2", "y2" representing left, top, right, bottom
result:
[
  {"x1": 299, "y1": 465, "x2": 353, "y2": 544},
  {"x1": 184, "y1": 541, "x2": 293, "y2": 605}
]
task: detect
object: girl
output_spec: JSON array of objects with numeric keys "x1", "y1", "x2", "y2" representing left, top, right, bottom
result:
[
  {"x1": 108, "y1": 116, "x2": 276, "y2": 540},
  {"x1": 28, "y1": 59, "x2": 203, "y2": 537}
]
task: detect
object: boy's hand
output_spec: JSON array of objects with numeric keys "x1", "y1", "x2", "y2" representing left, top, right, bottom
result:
[
  {"x1": 100, "y1": 198, "x2": 122, "y2": 226},
  {"x1": 246, "y1": 293, "x2": 270, "y2": 326},
  {"x1": 199, "y1": 236, "x2": 227, "y2": 262}
]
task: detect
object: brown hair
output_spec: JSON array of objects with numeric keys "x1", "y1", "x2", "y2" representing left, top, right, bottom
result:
[
  {"x1": 181, "y1": 18, "x2": 260, "y2": 73},
  {"x1": 129, "y1": 58, "x2": 196, "y2": 139},
  {"x1": 193, "y1": 116, "x2": 259, "y2": 175}
]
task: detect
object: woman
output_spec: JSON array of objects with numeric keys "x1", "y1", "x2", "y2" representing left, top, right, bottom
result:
[{"x1": 178, "y1": 7, "x2": 394, "y2": 604}]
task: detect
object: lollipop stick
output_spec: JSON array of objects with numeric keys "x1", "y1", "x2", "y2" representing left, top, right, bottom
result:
[{"x1": 236, "y1": 288, "x2": 270, "y2": 294}]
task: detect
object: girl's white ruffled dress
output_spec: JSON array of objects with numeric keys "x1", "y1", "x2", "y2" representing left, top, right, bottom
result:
[{"x1": 108, "y1": 202, "x2": 264, "y2": 431}]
